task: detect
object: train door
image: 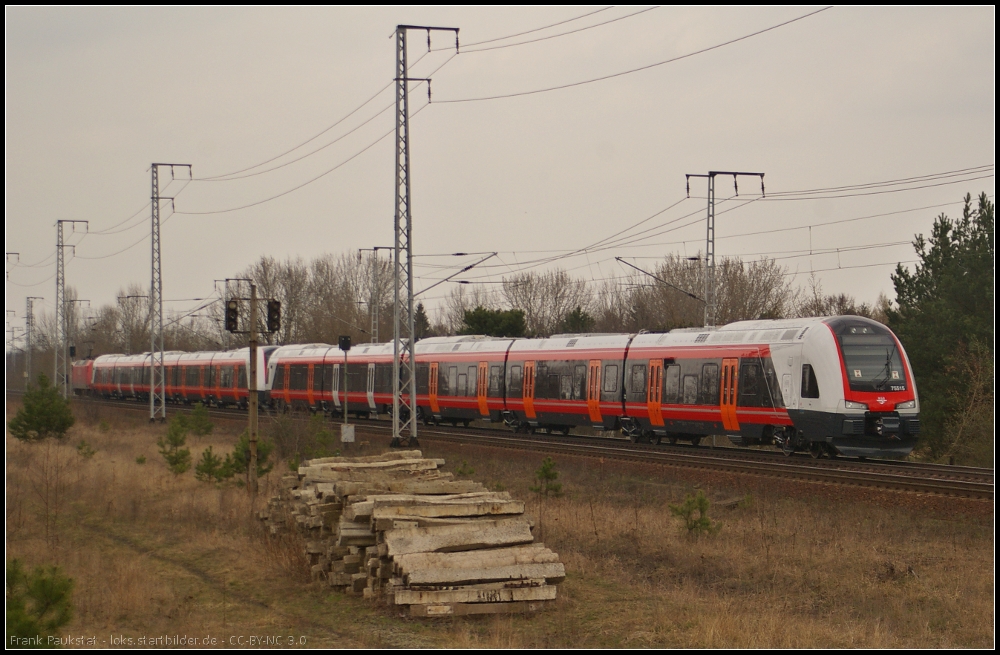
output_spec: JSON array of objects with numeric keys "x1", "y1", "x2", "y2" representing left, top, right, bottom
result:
[
  {"x1": 307, "y1": 365, "x2": 315, "y2": 407},
  {"x1": 429, "y1": 362, "x2": 440, "y2": 415},
  {"x1": 721, "y1": 358, "x2": 740, "y2": 431},
  {"x1": 647, "y1": 359, "x2": 664, "y2": 426},
  {"x1": 477, "y1": 362, "x2": 489, "y2": 418},
  {"x1": 332, "y1": 364, "x2": 341, "y2": 410},
  {"x1": 523, "y1": 361, "x2": 536, "y2": 420},
  {"x1": 366, "y1": 363, "x2": 376, "y2": 411},
  {"x1": 587, "y1": 360, "x2": 602, "y2": 426}
]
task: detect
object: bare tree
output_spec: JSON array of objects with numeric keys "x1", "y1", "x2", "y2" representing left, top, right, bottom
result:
[{"x1": 500, "y1": 270, "x2": 593, "y2": 337}]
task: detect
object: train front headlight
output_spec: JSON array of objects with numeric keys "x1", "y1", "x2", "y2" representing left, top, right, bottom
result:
[
  {"x1": 845, "y1": 400, "x2": 867, "y2": 410},
  {"x1": 895, "y1": 400, "x2": 915, "y2": 410}
]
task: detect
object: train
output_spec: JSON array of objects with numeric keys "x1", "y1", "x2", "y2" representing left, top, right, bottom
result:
[{"x1": 71, "y1": 315, "x2": 920, "y2": 459}]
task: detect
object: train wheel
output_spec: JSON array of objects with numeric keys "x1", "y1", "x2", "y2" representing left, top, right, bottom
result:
[
  {"x1": 668, "y1": 436, "x2": 678, "y2": 445},
  {"x1": 561, "y1": 426, "x2": 571, "y2": 436},
  {"x1": 652, "y1": 434, "x2": 662, "y2": 445},
  {"x1": 809, "y1": 443, "x2": 824, "y2": 459},
  {"x1": 690, "y1": 436, "x2": 702, "y2": 447},
  {"x1": 826, "y1": 445, "x2": 838, "y2": 459}
]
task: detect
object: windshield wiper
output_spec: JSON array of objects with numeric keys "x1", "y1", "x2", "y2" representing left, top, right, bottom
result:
[{"x1": 873, "y1": 344, "x2": 897, "y2": 391}]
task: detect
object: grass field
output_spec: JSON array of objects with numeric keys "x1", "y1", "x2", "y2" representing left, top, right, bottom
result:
[{"x1": 5, "y1": 402, "x2": 994, "y2": 648}]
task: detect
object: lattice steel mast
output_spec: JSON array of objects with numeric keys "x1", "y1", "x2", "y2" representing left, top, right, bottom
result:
[
  {"x1": 55, "y1": 220, "x2": 86, "y2": 397},
  {"x1": 149, "y1": 163, "x2": 191, "y2": 421},
  {"x1": 391, "y1": 24, "x2": 458, "y2": 448},
  {"x1": 685, "y1": 171, "x2": 764, "y2": 327}
]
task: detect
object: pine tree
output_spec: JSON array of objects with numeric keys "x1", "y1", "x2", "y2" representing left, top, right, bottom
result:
[
  {"x1": 887, "y1": 193, "x2": 994, "y2": 462},
  {"x1": 157, "y1": 415, "x2": 192, "y2": 476},
  {"x1": 8, "y1": 374, "x2": 75, "y2": 441},
  {"x1": 6, "y1": 559, "x2": 74, "y2": 645}
]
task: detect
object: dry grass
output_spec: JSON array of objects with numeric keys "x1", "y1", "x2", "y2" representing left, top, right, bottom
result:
[{"x1": 4, "y1": 401, "x2": 994, "y2": 648}]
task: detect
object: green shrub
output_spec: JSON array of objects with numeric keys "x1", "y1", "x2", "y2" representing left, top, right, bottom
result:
[
  {"x1": 669, "y1": 490, "x2": 718, "y2": 534},
  {"x1": 194, "y1": 446, "x2": 226, "y2": 483},
  {"x1": 157, "y1": 415, "x2": 192, "y2": 476},
  {"x1": 187, "y1": 403, "x2": 214, "y2": 437},
  {"x1": 6, "y1": 559, "x2": 74, "y2": 646},
  {"x1": 8, "y1": 374, "x2": 75, "y2": 442},
  {"x1": 222, "y1": 431, "x2": 274, "y2": 484},
  {"x1": 76, "y1": 440, "x2": 96, "y2": 459}
]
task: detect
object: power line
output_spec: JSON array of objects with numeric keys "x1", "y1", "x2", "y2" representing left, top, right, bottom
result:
[
  {"x1": 460, "y1": 7, "x2": 660, "y2": 53},
  {"x1": 198, "y1": 51, "x2": 438, "y2": 181},
  {"x1": 457, "y1": 7, "x2": 614, "y2": 48},
  {"x1": 176, "y1": 101, "x2": 433, "y2": 216},
  {"x1": 434, "y1": 6, "x2": 833, "y2": 103}
]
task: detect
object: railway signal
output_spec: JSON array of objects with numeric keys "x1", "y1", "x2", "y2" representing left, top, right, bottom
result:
[
  {"x1": 225, "y1": 299, "x2": 239, "y2": 332},
  {"x1": 267, "y1": 300, "x2": 281, "y2": 333}
]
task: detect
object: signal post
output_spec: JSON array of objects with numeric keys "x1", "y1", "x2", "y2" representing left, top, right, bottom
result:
[{"x1": 226, "y1": 280, "x2": 280, "y2": 496}]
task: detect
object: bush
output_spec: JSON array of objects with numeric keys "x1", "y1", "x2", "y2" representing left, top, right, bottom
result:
[
  {"x1": 8, "y1": 374, "x2": 75, "y2": 442},
  {"x1": 222, "y1": 431, "x2": 274, "y2": 484},
  {"x1": 187, "y1": 403, "x2": 214, "y2": 437},
  {"x1": 669, "y1": 490, "x2": 718, "y2": 535},
  {"x1": 195, "y1": 446, "x2": 226, "y2": 483},
  {"x1": 6, "y1": 559, "x2": 74, "y2": 646},
  {"x1": 157, "y1": 415, "x2": 192, "y2": 476}
]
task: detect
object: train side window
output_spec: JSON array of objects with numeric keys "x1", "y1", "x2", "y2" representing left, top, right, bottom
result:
[
  {"x1": 416, "y1": 364, "x2": 429, "y2": 395},
  {"x1": 560, "y1": 374, "x2": 572, "y2": 400},
  {"x1": 663, "y1": 365, "x2": 680, "y2": 403},
  {"x1": 682, "y1": 375, "x2": 698, "y2": 404},
  {"x1": 740, "y1": 363, "x2": 761, "y2": 406},
  {"x1": 801, "y1": 364, "x2": 820, "y2": 398},
  {"x1": 313, "y1": 365, "x2": 325, "y2": 392},
  {"x1": 603, "y1": 364, "x2": 619, "y2": 393},
  {"x1": 221, "y1": 366, "x2": 233, "y2": 389},
  {"x1": 700, "y1": 363, "x2": 720, "y2": 404},
  {"x1": 186, "y1": 366, "x2": 199, "y2": 387},
  {"x1": 237, "y1": 366, "x2": 247, "y2": 390},
  {"x1": 289, "y1": 365, "x2": 308, "y2": 391},
  {"x1": 272, "y1": 365, "x2": 284, "y2": 390},
  {"x1": 509, "y1": 365, "x2": 523, "y2": 395},
  {"x1": 489, "y1": 366, "x2": 501, "y2": 396},
  {"x1": 572, "y1": 365, "x2": 586, "y2": 400},
  {"x1": 204, "y1": 366, "x2": 215, "y2": 389},
  {"x1": 448, "y1": 367, "x2": 458, "y2": 396},
  {"x1": 468, "y1": 366, "x2": 478, "y2": 395},
  {"x1": 630, "y1": 365, "x2": 646, "y2": 402}
]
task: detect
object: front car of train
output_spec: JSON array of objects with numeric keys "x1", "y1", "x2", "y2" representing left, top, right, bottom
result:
[{"x1": 790, "y1": 316, "x2": 920, "y2": 458}]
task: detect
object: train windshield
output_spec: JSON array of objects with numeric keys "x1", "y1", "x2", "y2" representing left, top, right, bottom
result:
[{"x1": 838, "y1": 333, "x2": 907, "y2": 392}]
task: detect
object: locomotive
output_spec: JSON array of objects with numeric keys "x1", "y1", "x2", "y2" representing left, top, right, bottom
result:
[{"x1": 73, "y1": 315, "x2": 920, "y2": 459}]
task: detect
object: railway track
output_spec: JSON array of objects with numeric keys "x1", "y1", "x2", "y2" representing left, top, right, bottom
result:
[{"x1": 37, "y1": 394, "x2": 995, "y2": 501}]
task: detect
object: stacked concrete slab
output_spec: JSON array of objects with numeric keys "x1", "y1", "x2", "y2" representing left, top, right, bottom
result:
[{"x1": 260, "y1": 450, "x2": 564, "y2": 617}]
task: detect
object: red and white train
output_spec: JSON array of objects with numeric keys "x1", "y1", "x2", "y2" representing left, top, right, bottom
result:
[{"x1": 73, "y1": 315, "x2": 920, "y2": 459}]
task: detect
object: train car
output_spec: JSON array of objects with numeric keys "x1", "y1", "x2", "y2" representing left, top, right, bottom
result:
[
  {"x1": 413, "y1": 336, "x2": 515, "y2": 426},
  {"x1": 497, "y1": 334, "x2": 630, "y2": 434},
  {"x1": 71, "y1": 358, "x2": 95, "y2": 395},
  {"x1": 266, "y1": 342, "x2": 395, "y2": 418},
  {"x1": 588, "y1": 316, "x2": 920, "y2": 457}
]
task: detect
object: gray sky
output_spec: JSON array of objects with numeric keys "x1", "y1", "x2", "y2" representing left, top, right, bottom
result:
[{"x1": 5, "y1": 6, "x2": 995, "y2": 341}]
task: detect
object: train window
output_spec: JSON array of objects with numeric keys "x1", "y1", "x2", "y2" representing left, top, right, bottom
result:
[
  {"x1": 740, "y1": 363, "x2": 762, "y2": 406},
  {"x1": 630, "y1": 365, "x2": 646, "y2": 402},
  {"x1": 289, "y1": 365, "x2": 308, "y2": 391},
  {"x1": 663, "y1": 365, "x2": 680, "y2": 403},
  {"x1": 700, "y1": 364, "x2": 720, "y2": 404},
  {"x1": 204, "y1": 366, "x2": 215, "y2": 389},
  {"x1": 448, "y1": 367, "x2": 458, "y2": 396},
  {"x1": 416, "y1": 364, "x2": 429, "y2": 395},
  {"x1": 457, "y1": 373, "x2": 468, "y2": 396},
  {"x1": 376, "y1": 365, "x2": 392, "y2": 394},
  {"x1": 489, "y1": 366, "x2": 501, "y2": 396},
  {"x1": 186, "y1": 366, "x2": 199, "y2": 387},
  {"x1": 468, "y1": 366, "x2": 478, "y2": 396},
  {"x1": 560, "y1": 375, "x2": 572, "y2": 400},
  {"x1": 682, "y1": 375, "x2": 698, "y2": 404},
  {"x1": 603, "y1": 365, "x2": 619, "y2": 393},
  {"x1": 573, "y1": 365, "x2": 586, "y2": 400},
  {"x1": 801, "y1": 364, "x2": 820, "y2": 398},
  {"x1": 272, "y1": 365, "x2": 284, "y2": 390},
  {"x1": 347, "y1": 365, "x2": 365, "y2": 392},
  {"x1": 237, "y1": 366, "x2": 247, "y2": 390},
  {"x1": 509, "y1": 365, "x2": 523, "y2": 395},
  {"x1": 220, "y1": 366, "x2": 233, "y2": 389}
]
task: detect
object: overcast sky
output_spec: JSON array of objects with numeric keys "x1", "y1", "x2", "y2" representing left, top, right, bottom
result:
[{"x1": 5, "y1": 6, "x2": 995, "y2": 344}]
